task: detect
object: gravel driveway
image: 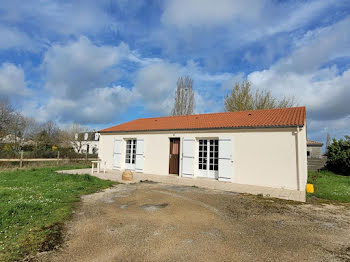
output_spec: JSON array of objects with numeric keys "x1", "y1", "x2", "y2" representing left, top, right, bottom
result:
[{"x1": 38, "y1": 182, "x2": 350, "y2": 262}]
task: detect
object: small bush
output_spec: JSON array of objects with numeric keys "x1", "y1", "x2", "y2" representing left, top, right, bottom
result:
[{"x1": 326, "y1": 136, "x2": 350, "y2": 176}]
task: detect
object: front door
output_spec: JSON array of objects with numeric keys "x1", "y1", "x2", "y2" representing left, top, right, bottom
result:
[
  {"x1": 125, "y1": 139, "x2": 137, "y2": 170},
  {"x1": 198, "y1": 139, "x2": 219, "y2": 179},
  {"x1": 169, "y1": 138, "x2": 180, "y2": 175}
]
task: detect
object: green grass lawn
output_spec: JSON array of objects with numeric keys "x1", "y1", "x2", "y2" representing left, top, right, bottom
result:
[
  {"x1": 0, "y1": 166, "x2": 115, "y2": 262},
  {"x1": 0, "y1": 160, "x2": 92, "y2": 169},
  {"x1": 308, "y1": 171, "x2": 350, "y2": 203}
]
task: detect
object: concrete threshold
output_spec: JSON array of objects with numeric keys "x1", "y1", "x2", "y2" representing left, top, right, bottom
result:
[{"x1": 57, "y1": 168, "x2": 306, "y2": 202}]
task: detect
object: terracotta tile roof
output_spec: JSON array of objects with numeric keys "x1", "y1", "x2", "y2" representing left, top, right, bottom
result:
[
  {"x1": 100, "y1": 106, "x2": 306, "y2": 133},
  {"x1": 307, "y1": 139, "x2": 323, "y2": 146}
]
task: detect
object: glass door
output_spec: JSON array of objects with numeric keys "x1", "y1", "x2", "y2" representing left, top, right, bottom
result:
[
  {"x1": 125, "y1": 139, "x2": 137, "y2": 170},
  {"x1": 198, "y1": 139, "x2": 218, "y2": 179}
]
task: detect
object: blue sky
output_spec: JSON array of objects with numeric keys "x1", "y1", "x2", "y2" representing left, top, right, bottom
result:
[{"x1": 0, "y1": 0, "x2": 349, "y2": 144}]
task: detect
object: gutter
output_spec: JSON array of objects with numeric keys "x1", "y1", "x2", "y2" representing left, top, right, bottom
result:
[
  {"x1": 296, "y1": 126, "x2": 301, "y2": 191},
  {"x1": 99, "y1": 124, "x2": 304, "y2": 134}
]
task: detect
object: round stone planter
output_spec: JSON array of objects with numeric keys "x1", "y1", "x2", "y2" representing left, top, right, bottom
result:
[{"x1": 122, "y1": 170, "x2": 133, "y2": 181}]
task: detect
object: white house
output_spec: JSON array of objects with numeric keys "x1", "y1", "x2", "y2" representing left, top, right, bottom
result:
[
  {"x1": 73, "y1": 132, "x2": 100, "y2": 154},
  {"x1": 98, "y1": 107, "x2": 307, "y2": 192}
]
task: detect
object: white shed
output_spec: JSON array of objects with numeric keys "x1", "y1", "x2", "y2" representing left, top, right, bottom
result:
[{"x1": 98, "y1": 107, "x2": 307, "y2": 192}]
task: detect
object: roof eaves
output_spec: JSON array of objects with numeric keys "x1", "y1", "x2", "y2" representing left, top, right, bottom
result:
[
  {"x1": 307, "y1": 142, "x2": 324, "y2": 146},
  {"x1": 99, "y1": 124, "x2": 304, "y2": 134}
]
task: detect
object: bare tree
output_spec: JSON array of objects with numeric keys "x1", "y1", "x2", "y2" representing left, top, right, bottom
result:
[
  {"x1": 0, "y1": 98, "x2": 15, "y2": 139},
  {"x1": 171, "y1": 76, "x2": 195, "y2": 116},
  {"x1": 34, "y1": 121, "x2": 61, "y2": 147},
  {"x1": 0, "y1": 99, "x2": 40, "y2": 150},
  {"x1": 63, "y1": 123, "x2": 89, "y2": 152},
  {"x1": 22, "y1": 117, "x2": 40, "y2": 142},
  {"x1": 224, "y1": 81, "x2": 296, "y2": 112},
  {"x1": 6, "y1": 113, "x2": 27, "y2": 151}
]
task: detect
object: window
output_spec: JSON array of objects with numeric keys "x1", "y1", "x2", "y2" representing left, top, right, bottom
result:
[
  {"x1": 209, "y1": 139, "x2": 219, "y2": 171},
  {"x1": 307, "y1": 151, "x2": 310, "y2": 157},
  {"x1": 94, "y1": 133, "x2": 99, "y2": 140},
  {"x1": 125, "y1": 139, "x2": 137, "y2": 164},
  {"x1": 198, "y1": 139, "x2": 218, "y2": 171},
  {"x1": 198, "y1": 139, "x2": 207, "y2": 170}
]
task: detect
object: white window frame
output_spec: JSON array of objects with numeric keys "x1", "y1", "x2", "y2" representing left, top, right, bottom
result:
[
  {"x1": 125, "y1": 138, "x2": 137, "y2": 170},
  {"x1": 197, "y1": 138, "x2": 219, "y2": 179}
]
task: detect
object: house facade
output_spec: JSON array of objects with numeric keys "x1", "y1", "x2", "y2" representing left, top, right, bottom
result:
[
  {"x1": 99, "y1": 107, "x2": 307, "y2": 192},
  {"x1": 307, "y1": 139, "x2": 323, "y2": 158},
  {"x1": 73, "y1": 132, "x2": 100, "y2": 154}
]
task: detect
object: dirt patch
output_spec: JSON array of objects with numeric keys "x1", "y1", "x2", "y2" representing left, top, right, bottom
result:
[
  {"x1": 37, "y1": 183, "x2": 350, "y2": 262},
  {"x1": 39, "y1": 223, "x2": 64, "y2": 252},
  {"x1": 140, "y1": 203, "x2": 169, "y2": 211}
]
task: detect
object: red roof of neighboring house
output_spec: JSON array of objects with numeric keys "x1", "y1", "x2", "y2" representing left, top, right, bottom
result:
[
  {"x1": 307, "y1": 139, "x2": 323, "y2": 146},
  {"x1": 100, "y1": 106, "x2": 306, "y2": 133}
]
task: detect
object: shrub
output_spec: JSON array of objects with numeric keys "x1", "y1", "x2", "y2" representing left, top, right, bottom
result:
[
  {"x1": 0, "y1": 144, "x2": 18, "y2": 158},
  {"x1": 326, "y1": 136, "x2": 350, "y2": 176}
]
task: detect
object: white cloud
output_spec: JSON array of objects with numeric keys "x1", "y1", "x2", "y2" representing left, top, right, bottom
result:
[
  {"x1": 161, "y1": 0, "x2": 263, "y2": 27},
  {"x1": 0, "y1": 0, "x2": 118, "y2": 51},
  {"x1": 0, "y1": 63, "x2": 30, "y2": 97},
  {"x1": 247, "y1": 16, "x2": 350, "y2": 123},
  {"x1": 25, "y1": 36, "x2": 135, "y2": 124},
  {"x1": 263, "y1": 0, "x2": 337, "y2": 36},
  {"x1": 34, "y1": 85, "x2": 133, "y2": 124},
  {"x1": 160, "y1": 0, "x2": 338, "y2": 39},
  {"x1": 307, "y1": 115, "x2": 350, "y2": 146},
  {"x1": 42, "y1": 36, "x2": 130, "y2": 99},
  {"x1": 247, "y1": 66, "x2": 350, "y2": 144},
  {"x1": 153, "y1": 0, "x2": 345, "y2": 72},
  {"x1": 131, "y1": 59, "x2": 232, "y2": 115},
  {"x1": 0, "y1": 0, "x2": 113, "y2": 36},
  {"x1": 221, "y1": 73, "x2": 245, "y2": 90},
  {"x1": 248, "y1": 67, "x2": 350, "y2": 120},
  {"x1": 273, "y1": 16, "x2": 350, "y2": 74},
  {"x1": 0, "y1": 25, "x2": 35, "y2": 51},
  {"x1": 133, "y1": 61, "x2": 182, "y2": 114}
]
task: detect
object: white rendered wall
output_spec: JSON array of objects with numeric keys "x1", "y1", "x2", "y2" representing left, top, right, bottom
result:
[{"x1": 99, "y1": 127, "x2": 307, "y2": 191}]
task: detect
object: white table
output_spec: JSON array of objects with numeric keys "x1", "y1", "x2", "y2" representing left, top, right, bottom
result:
[{"x1": 91, "y1": 160, "x2": 105, "y2": 175}]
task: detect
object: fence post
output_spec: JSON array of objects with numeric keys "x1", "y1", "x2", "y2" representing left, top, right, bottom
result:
[
  {"x1": 57, "y1": 151, "x2": 60, "y2": 166},
  {"x1": 20, "y1": 150, "x2": 23, "y2": 168}
]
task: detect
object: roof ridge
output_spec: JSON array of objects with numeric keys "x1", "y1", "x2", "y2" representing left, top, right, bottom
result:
[
  {"x1": 136, "y1": 106, "x2": 305, "y2": 121},
  {"x1": 100, "y1": 106, "x2": 306, "y2": 133}
]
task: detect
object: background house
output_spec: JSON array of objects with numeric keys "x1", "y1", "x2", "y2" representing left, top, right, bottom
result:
[
  {"x1": 73, "y1": 131, "x2": 100, "y2": 154},
  {"x1": 307, "y1": 139, "x2": 323, "y2": 158},
  {"x1": 306, "y1": 139, "x2": 326, "y2": 171}
]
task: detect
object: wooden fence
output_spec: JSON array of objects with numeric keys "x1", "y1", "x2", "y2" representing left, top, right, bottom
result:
[{"x1": 0, "y1": 150, "x2": 97, "y2": 168}]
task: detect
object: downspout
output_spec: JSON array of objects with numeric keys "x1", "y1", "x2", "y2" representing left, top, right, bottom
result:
[{"x1": 296, "y1": 126, "x2": 301, "y2": 191}]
